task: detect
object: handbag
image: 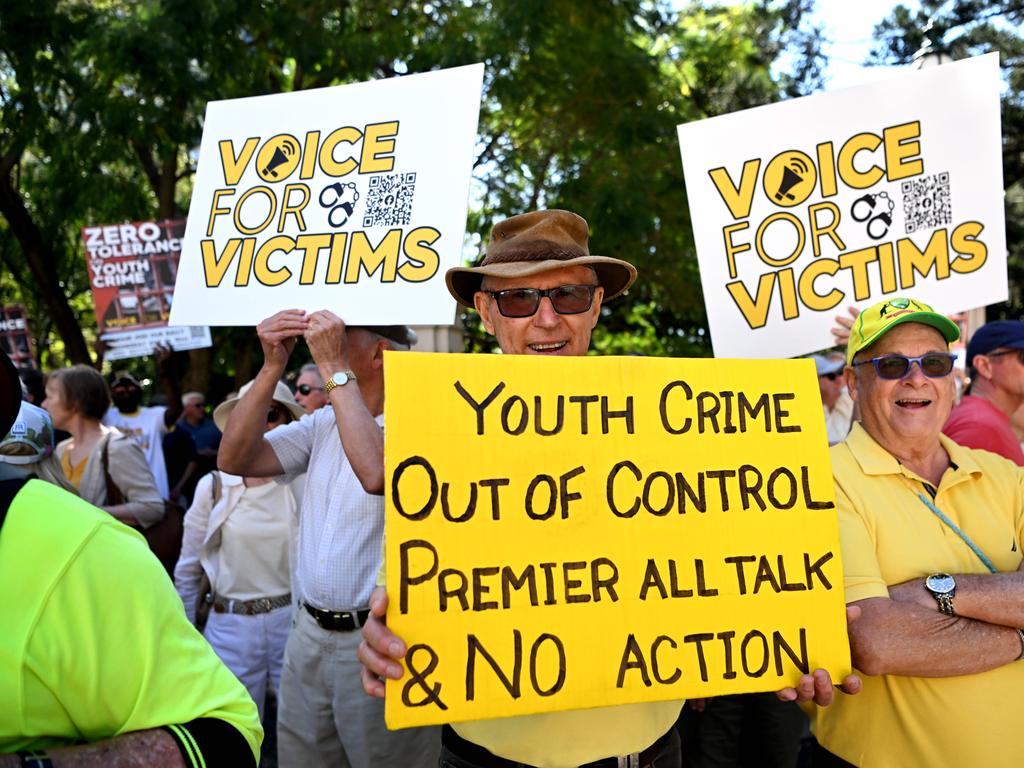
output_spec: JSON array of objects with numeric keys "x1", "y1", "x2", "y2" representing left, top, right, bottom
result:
[{"x1": 101, "y1": 439, "x2": 185, "y2": 577}]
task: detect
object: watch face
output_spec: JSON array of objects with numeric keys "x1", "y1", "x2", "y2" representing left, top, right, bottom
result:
[
  {"x1": 926, "y1": 573, "x2": 956, "y2": 594},
  {"x1": 331, "y1": 372, "x2": 350, "y2": 386}
]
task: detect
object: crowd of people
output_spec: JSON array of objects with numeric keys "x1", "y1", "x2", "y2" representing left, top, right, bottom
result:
[{"x1": 2, "y1": 207, "x2": 1023, "y2": 768}]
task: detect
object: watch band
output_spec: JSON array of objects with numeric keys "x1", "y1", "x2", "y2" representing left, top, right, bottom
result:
[
  {"x1": 323, "y1": 371, "x2": 357, "y2": 394},
  {"x1": 1016, "y1": 628, "x2": 1024, "y2": 661},
  {"x1": 935, "y1": 593, "x2": 955, "y2": 616}
]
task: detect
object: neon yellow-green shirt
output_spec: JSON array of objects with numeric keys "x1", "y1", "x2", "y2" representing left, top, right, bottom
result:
[
  {"x1": 810, "y1": 424, "x2": 1024, "y2": 767},
  {"x1": 0, "y1": 480, "x2": 262, "y2": 762}
]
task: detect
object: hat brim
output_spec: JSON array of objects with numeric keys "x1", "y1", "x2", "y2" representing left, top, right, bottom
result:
[
  {"x1": 847, "y1": 312, "x2": 961, "y2": 364},
  {"x1": 213, "y1": 396, "x2": 306, "y2": 433},
  {"x1": 446, "y1": 255, "x2": 638, "y2": 308}
]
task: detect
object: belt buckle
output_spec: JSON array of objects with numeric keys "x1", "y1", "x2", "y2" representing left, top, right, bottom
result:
[
  {"x1": 616, "y1": 755, "x2": 640, "y2": 768},
  {"x1": 256, "y1": 598, "x2": 271, "y2": 613}
]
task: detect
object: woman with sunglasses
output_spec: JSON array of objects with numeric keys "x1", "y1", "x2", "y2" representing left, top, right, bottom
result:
[
  {"x1": 809, "y1": 297, "x2": 1024, "y2": 767},
  {"x1": 174, "y1": 379, "x2": 305, "y2": 727}
]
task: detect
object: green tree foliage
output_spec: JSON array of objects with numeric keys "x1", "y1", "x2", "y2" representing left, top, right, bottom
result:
[
  {"x1": 0, "y1": 0, "x2": 822, "y2": 383},
  {"x1": 871, "y1": 0, "x2": 1024, "y2": 315}
]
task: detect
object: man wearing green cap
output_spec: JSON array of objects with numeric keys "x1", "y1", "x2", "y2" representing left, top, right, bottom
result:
[{"x1": 809, "y1": 297, "x2": 1024, "y2": 767}]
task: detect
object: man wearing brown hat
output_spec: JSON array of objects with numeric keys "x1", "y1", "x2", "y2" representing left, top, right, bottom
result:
[
  {"x1": 358, "y1": 210, "x2": 851, "y2": 768},
  {"x1": 217, "y1": 313, "x2": 436, "y2": 768}
]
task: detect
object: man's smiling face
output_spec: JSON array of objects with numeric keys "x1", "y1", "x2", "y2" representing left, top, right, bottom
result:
[
  {"x1": 846, "y1": 322, "x2": 956, "y2": 448},
  {"x1": 474, "y1": 265, "x2": 604, "y2": 357}
]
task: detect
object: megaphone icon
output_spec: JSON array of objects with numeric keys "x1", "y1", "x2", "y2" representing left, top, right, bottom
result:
[
  {"x1": 774, "y1": 166, "x2": 803, "y2": 202},
  {"x1": 262, "y1": 148, "x2": 289, "y2": 178},
  {"x1": 261, "y1": 139, "x2": 297, "y2": 178}
]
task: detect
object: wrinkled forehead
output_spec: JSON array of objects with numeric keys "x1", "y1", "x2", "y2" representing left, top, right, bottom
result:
[
  {"x1": 858, "y1": 322, "x2": 948, "y2": 359},
  {"x1": 481, "y1": 264, "x2": 599, "y2": 292}
]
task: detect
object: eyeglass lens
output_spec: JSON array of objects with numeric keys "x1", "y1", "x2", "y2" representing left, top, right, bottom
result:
[
  {"x1": 492, "y1": 285, "x2": 596, "y2": 318},
  {"x1": 297, "y1": 384, "x2": 313, "y2": 395},
  {"x1": 874, "y1": 354, "x2": 955, "y2": 379}
]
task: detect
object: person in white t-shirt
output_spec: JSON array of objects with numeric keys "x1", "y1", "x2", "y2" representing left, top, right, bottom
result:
[{"x1": 102, "y1": 345, "x2": 182, "y2": 500}]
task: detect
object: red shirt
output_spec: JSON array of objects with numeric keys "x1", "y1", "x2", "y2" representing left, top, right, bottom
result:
[{"x1": 943, "y1": 395, "x2": 1024, "y2": 466}]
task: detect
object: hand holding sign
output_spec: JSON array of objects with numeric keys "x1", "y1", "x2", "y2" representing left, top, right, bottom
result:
[
  {"x1": 304, "y1": 310, "x2": 352, "y2": 374},
  {"x1": 257, "y1": 309, "x2": 308, "y2": 374}
]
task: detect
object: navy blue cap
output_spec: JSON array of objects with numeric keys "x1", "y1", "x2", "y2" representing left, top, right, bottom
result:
[{"x1": 966, "y1": 320, "x2": 1024, "y2": 369}]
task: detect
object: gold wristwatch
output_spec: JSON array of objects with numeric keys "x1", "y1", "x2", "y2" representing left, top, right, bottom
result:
[{"x1": 323, "y1": 370, "x2": 357, "y2": 394}]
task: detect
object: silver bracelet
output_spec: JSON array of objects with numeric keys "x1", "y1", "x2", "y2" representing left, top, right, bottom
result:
[{"x1": 1016, "y1": 628, "x2": 1024, "y2": 661}]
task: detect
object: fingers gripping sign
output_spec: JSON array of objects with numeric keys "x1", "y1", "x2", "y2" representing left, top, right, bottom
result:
[
  {"x1": 257, "y1": 309, "x2": 308, "y2": 371},
  {"x1": 304, "y1": 309, "x2": 351, "y2": 372}
]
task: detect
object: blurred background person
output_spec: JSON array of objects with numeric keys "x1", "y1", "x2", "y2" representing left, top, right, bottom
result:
[
  {"x1": 104, "y1": 344, "x2": 183, "y2": 499},
  {"x1": 812, "y1": 354, "x2": 854, "y2": 445},
  {"x1": 175, "y1": 379, "x2": 304, "y2": 729},
  {"x1": 178, "y1": 391, "x2": 223, "y2": 456},
  {"x1": 44, "y1": 365, "x2": 164, "y2": 528},
  {"x1": 293, "y1": 362, "x2": 328, "y2": 413},
  {"x1": 0, "y1": 400, "x2": 77, "y2": 494}
]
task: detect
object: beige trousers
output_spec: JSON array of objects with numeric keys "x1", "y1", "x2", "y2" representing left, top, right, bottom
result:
[{"x1": 277, "y1": 607, "x2": 440, "y2": 768}]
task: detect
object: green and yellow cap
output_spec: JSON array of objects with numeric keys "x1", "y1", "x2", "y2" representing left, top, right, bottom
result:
[{"x1": 847, "y1": 297, "x2": 960, "y2": 365}]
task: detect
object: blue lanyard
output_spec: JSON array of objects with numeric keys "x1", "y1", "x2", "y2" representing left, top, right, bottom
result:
[{"x1": 917, "y1": 492, "x2": 998, "y2": 574}]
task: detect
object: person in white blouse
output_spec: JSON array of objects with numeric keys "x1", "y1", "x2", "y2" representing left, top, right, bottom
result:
[{"x1": 175, "y1": 379, "x2": 305, "y2": 722}]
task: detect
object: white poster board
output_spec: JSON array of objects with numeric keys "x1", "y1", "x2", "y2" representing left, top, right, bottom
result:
[
  {"x1": 677, "y1": 54, "x2": 1006, "y2": 359},
  {"x1": 170, "y1": 64, "x2": 484, "y2": 326}
]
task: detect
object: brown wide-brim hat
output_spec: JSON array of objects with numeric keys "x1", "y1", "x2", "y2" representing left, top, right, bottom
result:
[{"x1": 446, "y1": 209, "x2": 638, "y2": 307}]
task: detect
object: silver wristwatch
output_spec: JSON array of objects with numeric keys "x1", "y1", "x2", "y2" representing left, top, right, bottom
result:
[{"x1": 925, "y1": 572, "x2": 956, "y2": 616}]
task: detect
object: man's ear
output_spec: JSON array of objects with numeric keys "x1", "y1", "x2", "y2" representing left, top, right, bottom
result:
[
  {"x1": 973, "y1": 354, "x2": 993, "y2": 381},
  {"x1": 844, "y1": 365, "x2": 859, "y2": 403},
  {"x1": 474, "y1": 292, "x2": 496, "y2": 335}
]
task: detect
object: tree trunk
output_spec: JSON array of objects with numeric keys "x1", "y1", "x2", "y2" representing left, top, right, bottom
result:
[{"x1": 0, "y1": 159, "x2": 92, "y2": 365}]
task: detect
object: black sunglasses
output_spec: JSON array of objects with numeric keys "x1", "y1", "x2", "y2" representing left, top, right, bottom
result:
[
  {"x1": 986, "y1": 349, "x2": 1024, "y2": 364},
  {"x1": 821, "y1": 372, "x2": 841, "y2": 381},
  {"x1": 485, "y1": 284, "x2": 598, "y2": 318},
  {"x1": 852, "y1": 353, "x2": 957, "y2": 380},
  {"x1": 296, "y1": 384, "x2": 315, "y2": 396}
]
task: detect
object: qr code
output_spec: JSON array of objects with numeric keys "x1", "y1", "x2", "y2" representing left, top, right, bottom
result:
[
  {"x1": 362, "y1": 172, "x2": 416, "y2": 228},
  {"x1": 901, "y1": 172, "x2": 951, "y2": 234}
]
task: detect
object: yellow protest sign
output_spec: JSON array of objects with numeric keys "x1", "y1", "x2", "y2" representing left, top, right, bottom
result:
[{"x1": 384, "y1": 352, "x2": 850, "y2": 728}]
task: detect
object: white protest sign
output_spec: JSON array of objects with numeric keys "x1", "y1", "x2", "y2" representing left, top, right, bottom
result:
[
  {"x1": 170, "y1": 64, "x2": 484, "y2": 326},
  {"x1": 677, "y1": 54, "x2": 1005, "y2": 359}
]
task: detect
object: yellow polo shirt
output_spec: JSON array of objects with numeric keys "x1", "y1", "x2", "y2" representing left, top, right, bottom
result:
[{"x1": 810, "y1": 423, "x2": 1024, "y2": 767}]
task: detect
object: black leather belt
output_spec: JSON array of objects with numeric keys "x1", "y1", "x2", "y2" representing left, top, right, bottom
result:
[
  {"x1": 440, "y1": 724, "x2": 673, "y2": 768},
  {"x1": 302, "y1": 601, "x2": 370, "y2": 632}
]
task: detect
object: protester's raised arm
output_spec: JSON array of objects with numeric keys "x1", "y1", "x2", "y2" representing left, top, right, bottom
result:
[
  {"x1": 219, "y1": 310, "x2": 305, "y2": 476},
  {"x1": 155, "y1": 344, "x2": 184, "y2": 428},
  {"x1": 305, "y1": 310, "x2": 385, "y2": 494}
]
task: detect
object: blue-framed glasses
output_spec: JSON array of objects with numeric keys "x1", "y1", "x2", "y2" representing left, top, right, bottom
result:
[{"x1": 852, "y1": 352, "x2": 957, "y2": 380}]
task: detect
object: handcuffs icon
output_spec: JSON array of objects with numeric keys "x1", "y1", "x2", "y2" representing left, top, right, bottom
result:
[
  {"x1": 319, "y1": 182, "x2": 360, "y2": 227},
  {"x1": 850, "y1": 191, "x2": 894, "y2": 240}
]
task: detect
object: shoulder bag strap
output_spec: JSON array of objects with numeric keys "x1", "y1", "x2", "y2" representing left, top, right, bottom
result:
[{"x1": 101, "y1": 437, "x2": 126, "y2": 506}]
